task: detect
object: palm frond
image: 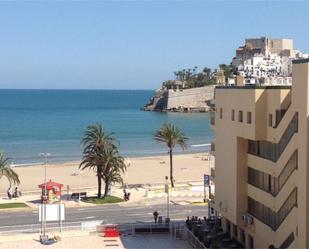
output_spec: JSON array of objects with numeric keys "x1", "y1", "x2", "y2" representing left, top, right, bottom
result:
[
  {"x1": 0, "y1": 151, "x2": 20, "y2": 185},
  {"x1": 153, "y1": 123, "x2": 188, "y2": 150}
]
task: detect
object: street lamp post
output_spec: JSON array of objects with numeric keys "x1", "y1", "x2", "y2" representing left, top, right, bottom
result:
[
  {"x1": 39, "y1": 152, "x2": 51, "y2": 238},
  {"x1": 165, "y1": 176, "x2": 170, "y2": 221}
]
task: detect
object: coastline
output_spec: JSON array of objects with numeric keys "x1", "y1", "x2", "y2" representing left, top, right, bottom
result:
[
  {"x1": 9, "y1": 147, "x2": 211, "y2": 167},
  {"x1": 0, "y1": 152, "x2": 214, "y2": 193}
]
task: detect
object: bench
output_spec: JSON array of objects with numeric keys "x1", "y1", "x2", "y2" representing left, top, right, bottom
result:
[{"x1": 71, "y1": 192, "x2": 87, "y2": 200}]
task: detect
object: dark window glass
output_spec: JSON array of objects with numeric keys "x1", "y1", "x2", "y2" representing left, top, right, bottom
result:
[
  {"x1": 269, "y1": 114, "x2": 273, "y2": 127},
  {"x1": 231, "y1": 109, "x2": 235, "y2": 121},
  {"x1": 239, "y1": 111, "x2": 243, "y2": 122},
  {"x1": 247, "y1": 112, "x2": 252, "y2": 124}
]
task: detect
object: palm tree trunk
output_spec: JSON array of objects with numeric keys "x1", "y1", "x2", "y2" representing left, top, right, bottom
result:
[
  {"x1": 169, "y1": 148, "x2": 174, "y2": 188},
  {"x1": 97, "y1": 168, "x2": 102, "y2": 198},
  {"x1": 103, "y1": 180, "x2": 109, "y2": 198}
]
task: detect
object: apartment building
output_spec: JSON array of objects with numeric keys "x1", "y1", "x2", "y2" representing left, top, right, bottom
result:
[{"x1": 211, "y1": 58, "x2": 309, "y2": 248}]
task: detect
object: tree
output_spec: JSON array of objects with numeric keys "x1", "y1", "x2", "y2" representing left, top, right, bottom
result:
[
  {"x1": 203, "y1": 67, "x2": 211, "y2": 76},
  {"x1": 80, "y1": 123, "x2": 115, "y2": 198},
  {"x1": 192, "y1": 66, "x2": 198, "y2": 75},
  {"x1": 0, "y1": 151, "x2": 20, "y2": 186},
  {"x1": 101, "y1": 145, "x2": 126, "y2": 198},
  {"x1": 154, "y1": 124, "x2": 188, "y2": 187},
  {"x1": 219, "y1": 64, "x2": 233, "y2": 81}
]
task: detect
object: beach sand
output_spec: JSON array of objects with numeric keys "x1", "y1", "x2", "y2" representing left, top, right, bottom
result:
[{"x1": 0, "y1": 153, "x2": 214, "y2": 193}]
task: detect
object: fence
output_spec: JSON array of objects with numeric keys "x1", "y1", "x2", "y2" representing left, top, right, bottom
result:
[
  {"x1": 0, "y1": 220, "x2": 206, "y2": 249},
  {"x1": 185, "y1": 226, "x2": 207, "y2": 249},
  {"x1": 0, "y1": 221, "x2": 171, "y2": 236},
  {"x1": 0, "y1": 220, "x2": 97, "y2": 236}
]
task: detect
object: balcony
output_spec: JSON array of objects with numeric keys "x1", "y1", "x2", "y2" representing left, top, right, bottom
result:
[
  {"x1": 247, "y1": 150, "x2": 297, "y2": 196},
  {"x1": 247, "y1": 113, "x2": 298, "y2": 162},
  {"x1": 248, "y1": 188, "x2": 297, "y2": 231}
]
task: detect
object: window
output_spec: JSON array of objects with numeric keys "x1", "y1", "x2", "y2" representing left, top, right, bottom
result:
[
  {"x1": 247, "y1": 112, "x2": 252, "y2": 124},
  {"x1": 269, "y1": 114, "x2": 273, "y2": 127},
  {"x1": 238, "y1": 111, "x2": 243, "y2": 122},
  {"x1": 231, "y1": 109, "x2": 235, "y2": 121},
  {"x1": 219, "y1": 108, "x2": 223, "y2": 119}
]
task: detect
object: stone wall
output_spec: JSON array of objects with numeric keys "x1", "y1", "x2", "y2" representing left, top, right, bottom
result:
[{"x1": 166, "y1": 85, "x2": 215, "y2": 111}]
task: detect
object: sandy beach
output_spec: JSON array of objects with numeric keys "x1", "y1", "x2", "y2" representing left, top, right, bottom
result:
[{"x1": 0, "y1": 153, "x2": 214, "y2": 193}]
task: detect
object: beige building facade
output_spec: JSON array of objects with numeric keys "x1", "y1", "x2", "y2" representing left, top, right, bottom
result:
[{"x1": 211, "y1": 58, "x2": 309, "y2": 248}]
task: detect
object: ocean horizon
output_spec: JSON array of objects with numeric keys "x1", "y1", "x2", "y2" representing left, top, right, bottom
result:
[{"x1": 0, "y1": 89, "x2": 213, "y2": 164}]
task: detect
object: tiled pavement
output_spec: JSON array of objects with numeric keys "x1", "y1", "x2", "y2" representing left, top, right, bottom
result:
[{"x1": 0, "y1": 234, "x2": 192, "y2": 249}]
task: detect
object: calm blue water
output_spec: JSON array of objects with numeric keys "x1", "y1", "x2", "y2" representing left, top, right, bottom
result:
[{"x1": 0, "y1": 90, "x2": 213, "y2": 164}]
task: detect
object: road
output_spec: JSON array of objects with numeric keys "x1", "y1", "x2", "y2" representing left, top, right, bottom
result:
[{"x1": 0, "y1": 203, "x2": 208, "y2": 233}]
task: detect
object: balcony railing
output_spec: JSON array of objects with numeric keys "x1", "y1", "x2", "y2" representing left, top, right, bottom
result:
[
  {"x1": 248, "y1": 188, "x2": 297, "y2": 231},
  {"x1": 279, "y1": 232, "x2": 295, "y2": 249},
  {"x1": 248, "y1": 113, "x2": 298, "y2": 162},
  {"x1": 248, "y1": 150, "x2": 297, "y2": 196}
]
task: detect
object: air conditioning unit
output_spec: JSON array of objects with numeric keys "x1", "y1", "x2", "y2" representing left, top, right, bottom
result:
[{"x1": 242, "y1": 214, "x2": 254, "y2": 225}]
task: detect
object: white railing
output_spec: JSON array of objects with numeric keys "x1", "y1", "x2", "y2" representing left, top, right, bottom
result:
[
  {"x1": 0, "y1": 221, "x2": 171, "y2": 236},
  {"x1": 0, "y1": 220, "x2": 207, "y2": 249},
  {"x1": 0, "y1": 221, "x2": 96, "y2": 236}
]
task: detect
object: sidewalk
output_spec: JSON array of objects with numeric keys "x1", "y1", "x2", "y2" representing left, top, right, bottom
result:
[{"x1": 0, "y1": 182, "x2": 212, "y2": 210}]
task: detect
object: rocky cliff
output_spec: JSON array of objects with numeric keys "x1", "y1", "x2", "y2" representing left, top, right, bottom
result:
[{"x1": 143, "y1": 85, "x2": 215, "y2": 112}]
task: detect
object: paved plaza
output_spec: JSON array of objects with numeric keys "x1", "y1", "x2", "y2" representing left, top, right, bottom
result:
[{"x1": 0, "y1": 234, "x2": 192, "y2": 249}]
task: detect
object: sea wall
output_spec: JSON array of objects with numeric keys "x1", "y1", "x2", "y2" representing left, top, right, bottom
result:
[{"x1": 166, "y1": 85, "x2": 215, "y2": 111}]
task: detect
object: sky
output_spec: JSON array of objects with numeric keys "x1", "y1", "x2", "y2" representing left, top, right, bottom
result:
[{"x1": 0, "y1": 1, "x2": 308, "y2": 90}]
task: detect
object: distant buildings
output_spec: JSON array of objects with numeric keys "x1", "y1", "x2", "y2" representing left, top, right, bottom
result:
[
  {"x1": 232, "y1": 37, "x2": 308, "y2": 85},
  {"x1": 211, "y1": 58, "x2": 309, "y2": 248}
]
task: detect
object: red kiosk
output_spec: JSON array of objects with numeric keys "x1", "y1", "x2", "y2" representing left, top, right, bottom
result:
[
  {"x1": 103, "y1": 224, "x2": 120, "y2": 237},
  {"x1": 38, "y1": 179, "x2": 63, "y2": 203}
]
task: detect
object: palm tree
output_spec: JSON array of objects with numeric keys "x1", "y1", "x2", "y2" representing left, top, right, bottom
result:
[
  {"x1": 154, "y1": 124, "x2": 188, "y2": 187},
  {"x1": 193, "y1": 66, "x2": 198, "y2": 75},
  {"x1": 102, "y1": 145, "x2": 126, "y2": 197},
  {"x1": 0, "y1": 152, "x2": 20, "y2": 186},
  {"x1": 80, "y1": 123, "x2": 115, "y2": 198}
]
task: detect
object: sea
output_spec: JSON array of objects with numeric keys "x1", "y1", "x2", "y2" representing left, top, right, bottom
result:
[{"x1": 0, "y1": 90, "x2": 214, "y2": 165}]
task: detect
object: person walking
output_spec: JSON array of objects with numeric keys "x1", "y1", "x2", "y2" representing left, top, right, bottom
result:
[
  {"x1": 7, "y1": 187, "x2": 12, "y2": 199},
  {"x1": 14, "y1": 186, "x2": 19, "y2": 198},
  {"x1": 153, "y1": 211, "x2": 159, "y2": 223}
]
